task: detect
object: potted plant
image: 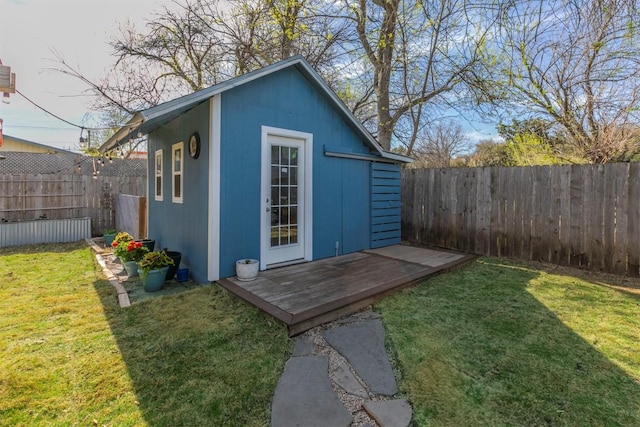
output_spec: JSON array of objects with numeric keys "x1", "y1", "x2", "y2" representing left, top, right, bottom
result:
[
  {"x1": 163, "y1": 250, "x2": 182, "y2": 280},
  {"x1": 111, "y1": 232, "x2": 134, "y2": 249},
  {"x1": 113, "y1": 240, "x2": 149, "y2": 277},
  {"x1": 236, "y1": 258, "x2": 259, "y2": 281},
  {"x1": 138, "y1": 251, "x2": 174, "y2": 292},
  {"x1": 103, "y1": 229, "x2": 117, "y2": 248},
  {"x1": 110, "y1": 232, "x2": 134, "y2": 262}
]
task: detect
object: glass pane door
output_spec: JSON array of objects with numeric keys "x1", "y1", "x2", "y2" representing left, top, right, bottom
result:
[{"x1": 270, "y1": 145, "x2": 299, "y2": 248}]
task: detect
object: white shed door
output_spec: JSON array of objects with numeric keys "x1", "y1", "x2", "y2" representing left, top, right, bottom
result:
[{"x1": 262, "y1": 134, "x2": 306, "y2": 267}]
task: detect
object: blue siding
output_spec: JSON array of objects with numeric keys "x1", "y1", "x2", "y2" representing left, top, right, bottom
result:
[
  {"x1": 148, "y1": 65, "x2": 403, "y2": 282},
  {"x1": 147, "y1": 101, "x2": 210, "y2": 283},
  {"x1": 218, "y1": 67, "x2": 374, "y2": 277},
  {"x1": 370, "y1": 162, "x2": 402, "y2": 248},
  {"x1": 341, "y1": 159, "x2": 370, "y2": 253}
]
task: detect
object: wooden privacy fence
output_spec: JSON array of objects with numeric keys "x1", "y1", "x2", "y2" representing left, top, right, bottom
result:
[
  {"x1": 0, "y1": 174, "x2": 146, "y2": 236},
  {"x1": 401, "y1": 163, "x2": 640, "y2": 277}
]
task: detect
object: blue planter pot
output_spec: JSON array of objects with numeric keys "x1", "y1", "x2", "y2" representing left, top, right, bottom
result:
[
  {"x1": 123, "y1": 260, "x2": 139, "y2": 278},
  {"x1": 141, "y1": 266, "x2": 169, "y2": 292},
  {"x1": 176, "y1": 268, "x2": 189, "y2": 282},
  {"x1": 104, "y1": 233, "x2": 116, "y2": 248}
]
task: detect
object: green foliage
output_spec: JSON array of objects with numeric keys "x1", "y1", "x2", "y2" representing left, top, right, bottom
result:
[
  {"x1": 112, "y1": 231, "x2": 134, "y2": 247},
  {"x1": 506, "y1": 133, "x2": 562, "y2": 166},
  {"x1": 137, "y1": 250, "x2": 174, "y2": 272},
  {"x1": 468, "y1": 139, "x2": 512, "y2": 166},
  {"x1": 113, "y1": 240, "x2": 149, "y2": 262},
  {"x1": 498, "y1": 118, "x2": 556, "y2": 143}
]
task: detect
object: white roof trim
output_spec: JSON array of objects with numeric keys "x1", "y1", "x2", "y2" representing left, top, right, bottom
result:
[{"x1": 100, "y1": 56, "x2": 412, "y2": 163}]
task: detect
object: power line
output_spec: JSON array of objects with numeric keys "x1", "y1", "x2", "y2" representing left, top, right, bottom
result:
[
  {"x1": 16, "y1": 89, "x2": 84, "y2": 129},
  {"x1": 6, "y1": 123, "x2": 113, "y2": 131},
  {"x1": 5, "y1": 124, "x2": 77, "y2": 130}
]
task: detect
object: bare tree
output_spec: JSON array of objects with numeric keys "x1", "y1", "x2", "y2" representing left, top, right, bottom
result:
[
  {"x1": 497, "y1": 0, "x2": 640, "y2": 163},
  {"x1": 54, "y1": 0, "x2": 513, "y2": 156},
  {"x1": 340, "y1": 0, "x2": 509, "y2": 151},
  {"x1": 110, "y1": 1, "x2": 231, "y2": 97},
  {"x1": 412, "y1": 121, "x2": 471, "y2": 167},
  {"x1": 52, "y1": 0, "x2": 349, "y2": 147}
]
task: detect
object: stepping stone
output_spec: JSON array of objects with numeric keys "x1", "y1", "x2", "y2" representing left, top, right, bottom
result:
[
  {"x1": 331, "y1": 360, "x2": 368, "y2": 398},
  {"x1": 337, "y1": 310, "x2": 380, "y2": 325},
  {"x1": 292, "y1": 336, "x2": 314, "y2": 356},
  {"x1": 322, "y1": 319, "x2": 398, "y2": 396},
  {"x1": 363, "y1": 399, "x2": 412, "y2": 427},
  {"x1": 271, "y1": 356, "x2": 352, "y2": 427}
]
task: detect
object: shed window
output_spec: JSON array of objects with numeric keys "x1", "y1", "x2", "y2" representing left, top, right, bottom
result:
[
  {"x1": 172, "y1": 142, "x2": 183, "y2": 204},
  {"x1": 154, "y1": 149, "x2": 163, "y2": 201}
]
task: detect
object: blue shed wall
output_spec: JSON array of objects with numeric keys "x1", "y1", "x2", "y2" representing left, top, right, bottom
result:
[
  {"x1": 218, "y1": 67, "x2": 374, "y2": 278},
  {"x1": 370, "y1": 162, "x2": 402, "y2": 248},
  {"x1": 147, "y1": 101, "x2": 210, "y2": 283}
]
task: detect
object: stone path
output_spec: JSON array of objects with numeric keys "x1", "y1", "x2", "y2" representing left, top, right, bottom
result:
[{"x1": 271, "y1": 311, "x2": 412, "y2": 427}]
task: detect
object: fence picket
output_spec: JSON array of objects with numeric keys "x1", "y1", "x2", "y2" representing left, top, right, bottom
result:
[
  {"x1": 402, "y1": 163, "x2": 639, "y2": 276},
  {"x1": 0, "y1": 174, "x2": 146, "y2": 236}
]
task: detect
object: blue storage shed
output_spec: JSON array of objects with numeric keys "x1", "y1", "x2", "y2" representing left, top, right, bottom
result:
[{"x1": 102, "y1": 56, "x2": 412, "y2": 283}]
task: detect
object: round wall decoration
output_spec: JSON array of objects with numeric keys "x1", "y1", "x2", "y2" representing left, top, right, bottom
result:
[{"x1": 189, "y1": 132, "x2": 200, "y2": 159}]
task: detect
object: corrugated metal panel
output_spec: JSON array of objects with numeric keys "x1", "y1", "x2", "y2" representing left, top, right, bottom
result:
[
  {"x1": 0, "y1": 217, "x2": 91, "y2": 247},
  {"x1": 370, "y1": 163, "x2": 402, "y2": 248}
]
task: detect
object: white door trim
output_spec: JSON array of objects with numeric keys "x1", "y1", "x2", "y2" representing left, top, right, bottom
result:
[
  {"x1": 207, "y1": 94, "x2": 222, "y2": 281},
  {"x1": 260, "y1": 126, "x2": 313, "y2": 270}
]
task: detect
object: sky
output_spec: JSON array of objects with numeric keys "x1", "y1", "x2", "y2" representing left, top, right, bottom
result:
[
  {"x1": 0, "y1": 0, "x2": 498, "y2": 153},
  {"x1": 0, "y1": 0, "x2": 176, "y2": 151}
]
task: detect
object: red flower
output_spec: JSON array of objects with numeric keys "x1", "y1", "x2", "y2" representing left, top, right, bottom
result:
[{"x1": 111, "y1": 241, "x2": 118, "y2": 247}]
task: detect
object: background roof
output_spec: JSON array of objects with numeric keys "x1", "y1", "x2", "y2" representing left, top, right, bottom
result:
[{"x1": 0, "y1": 152, "x2": 146, "y2": 176}]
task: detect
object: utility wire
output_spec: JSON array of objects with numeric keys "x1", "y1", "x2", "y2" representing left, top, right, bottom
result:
[
  {"x1": 14, "y1": 89, "x2": 115, "y2": 132},
  {"x1": 16, "y1": 89, "x2": 84, "y2": 129}
]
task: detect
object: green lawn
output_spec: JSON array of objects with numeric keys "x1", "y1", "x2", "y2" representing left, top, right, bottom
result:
[
  {"x1": 377, "y1": 258, "x2": 640, "y2": 426},
  {"x1": 3, "y1": 244, "x2": 639, "y2": 426},
  {"x1": 0, "y1": 242, "x2": 291, "y2": 427}
]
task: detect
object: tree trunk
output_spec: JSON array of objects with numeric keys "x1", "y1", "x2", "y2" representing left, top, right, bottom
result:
[{"x1": 372, "y1": 0, "x2": 398, "y2": 151}]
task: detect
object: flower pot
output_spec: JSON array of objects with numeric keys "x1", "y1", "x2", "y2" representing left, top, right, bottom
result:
[
  {"x1": 176, "y1": 268, "x2": 189, "y2": 282},
  {"x1": 135, "y1": 239, "x2": 155, "y2": 252},
  {"x1": 141, "y1": 266, "x2": 169, "y2": 292},
  {"x1": 123, "y1": 260, "x2": 139, "y2": 278},
  {"x1": 165, "y1": 251, "x2": 182, "y2": 280},
  {"x1": 236, "y1": 259, "x2": 259, "y2": 281},
  {"x1": 104, "y1": 233, "x2": 116, "y2": 248}
]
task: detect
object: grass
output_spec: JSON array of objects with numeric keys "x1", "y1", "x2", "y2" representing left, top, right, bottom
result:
[
  {"x1": 0, "y1": 242, "x2": 291, "y2": 426},
  {"x1": 377, "y1": 258, "x2": 640, "y2": 426},
  {"x1": 4, "y1": 243, "x2": 640, "y2": 426}
]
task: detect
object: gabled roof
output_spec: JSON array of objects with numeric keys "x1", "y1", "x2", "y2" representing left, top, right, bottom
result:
[
  {"x1": 3, "y1": 134, "x2": 76, "y2": 155},
  {"x1": 100, "y1": 56, "x2": 411, "y2": 163}
]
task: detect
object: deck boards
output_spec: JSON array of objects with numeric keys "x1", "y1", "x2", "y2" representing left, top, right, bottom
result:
[{"x1": 217, "y1": 245, "x2": 475, "y2": 335}]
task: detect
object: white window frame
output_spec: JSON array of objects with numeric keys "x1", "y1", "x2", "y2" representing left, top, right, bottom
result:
[
  {"x1": 154, "y1": 149, "x2": 163, "y2": 201},
  {"x1": 172, "y1": 142, "x2": 184, "y2": 204}
]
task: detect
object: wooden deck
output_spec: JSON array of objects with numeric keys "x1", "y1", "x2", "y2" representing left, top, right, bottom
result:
[{"x1": 218, "y1": 245, "x2": 475, "y2": 335}]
